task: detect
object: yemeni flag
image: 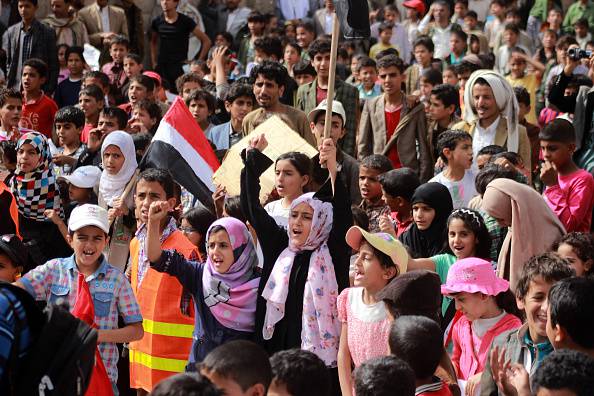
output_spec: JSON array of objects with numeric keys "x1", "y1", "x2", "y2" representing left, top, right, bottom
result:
[{"x1": 140, "y1": 97, "x2": 219, "y2": 210}]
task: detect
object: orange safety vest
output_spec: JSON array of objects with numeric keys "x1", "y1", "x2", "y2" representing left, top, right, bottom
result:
[
  {"x1": 128, "y1": 230, "x2": 198, "y2": 391},
  {"x1": 0, "y1": 181, "x2": 20, "y2": 238}
]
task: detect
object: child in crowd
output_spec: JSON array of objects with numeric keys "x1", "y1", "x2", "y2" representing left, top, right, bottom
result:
[
  {"x1": 430, "y1": 130, "x2": 477, "y2": 209},
  {"x1": 408, "y1": 208, "x2": 492, "y2": 318},
  {"x1": 446, "y1": 28, "x2": 467, "y2": 65},
  {"x1": 358, "y1": 155, "x2": 392, "y2": 232},
  {"x1": 185, "y1": 89, "x2": 216, "y2": 136},
  {"x1": 481, "y1": 252, "x2": 575, "y2": 394},
  {"x1": 405, "y1": 36, "x2": 435, "y2": 95},
  {"x1": 98, "y1": 131, "x2": 137, "y2": 270},
  {"x1": 241, "y1": 134, "x2": 352, "y2": 368},
  {"x1": 399, "y1": 183, "x2": 453, "y2": 258},
  {"x1": 79, "y1": 85, "x2": 106, "y2": 144},
  {"x1": 76, "y1": 107, "x2": 128, "y2": 169},
  {"x1": 269, "y1": 349, "x2": 330, "y2": 396},
  {"x1": 292, "y1": 60, "x2": 317, "y2": 86},
  {"x1": 513, "y1": 87, "x2": 541, "y2": 178},
  {"x1": 0, "y1": 89, "x2": 32, "y2": 141},
  {"x1": 427, "y1": 84, "x2": 460, "y2": 163},
  {"x1": 390, "y1": 316, "x2": 453, "y2": 396},
  {"x1": 418, "y1": 68, "x2": 443, "y2": 108},
  {"x1": 475, "y1": 145, "x2": 505, "y2": 171},
  {"x1": 179, "y1": 206, "x2": 216, "y2": 260},
  {"x1": 52, "y1": 106, "x2": 86, "y2": 176},
  {"x1": 295, "y1": 21, "x2": 315, "y2": 62},
  {"x1": 17, "y1": 204, "x2": 144, "y2": 392},
  {"x1": 54, "y1": 46, "x2": 86, "y2": 108},
  {"x1": 200, "y1": 340, "x2": 272, "y2": 396},
  {"x1": 102, "y1": 35, "x2": 129, "y2": 91},
  {"x1": 442, "y1": 65, "x2": 459, "y2": 86},
  {"x1": 129, "y1": 169, "x2": 199, "y2": 392},
  {"x1": 129, "y1": 99, "x2": 161, "y2": 135},
  {"x1": 356, "y1": 57, "x2": 382, "y2": 100},
  {"x1": 238, "y1": 12, "x2": 267, "y2": 66},
  {"x1": 531, "y1": 350, "x2": 594, "y2": 396},
  {"x1": 495, "y1": 24, "x2": 529, "y2": 75},
  {"x1": 208, "y1": 82, "x2": 254, "y2": 151},
  {"x1": 354, "y1": 356, "x2": 416, "y2": 396},
  {"x1": 121, "y1": 75, "x2": 155, "y2": 116},
  {"x1": 442, "y1": 258, "x2": 522, "y2": 394},
  {"x1": 83, "y1": 70, "x2": 110, "y2": 105},
  {"x1": 539, "y1": 118, "x2": 594, "y2": 233},
  {"x1": 553, "y1": 232, "x2": 594, "y2": 276},
  {"x1": 485, "y1": 0, "x2": 506, "y2": 48},
  {"x1": 338, "y1": 227, "x2": 408, "y2": 395},
  {"x1": 11, "y1": 132, "x2": 71, "y2": 263},
  {"x1": 574, "y1": 18, "x2": 591, "y2": 48},
  {"x1": 263, "y1": 151, "x2": 311, "y2": 227},
  {"x1": 176, "y1": 73, "x2": 206, "y2": 101},
  {"x1": 283, "y1": 41, "x2": 301, "y2": 78},
  {"x1": 369, "y1": 22, "x2": 396, "y2": 60},
  {"x1": 506, "y1": 50, "x2": 543, "y2": 125},
  {"x1": 146, "y1": 202, "x2": 260, "y2": 364},
  {"x1": 151, "y1": 372, "x2": 222, "y2": 396},
  {"x1": 123, "y1": 54, "x2": 144, "y2": 84},
  {"x1": 0, "y1": 234, "x2": 27, "y2": 282},
  {"x1": 19, "y1": 59, "x2": 58, "y2": 138},
  {"x1": 57, "y1": 44, "x2": 69, "y2": 84},
  {"x1": 379, "y1": 168, "x2": 420, "y2": 237}
]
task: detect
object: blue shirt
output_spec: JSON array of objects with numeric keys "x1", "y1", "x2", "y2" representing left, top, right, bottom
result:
[{"x1": 0, "y1": 287, "x2": 31, "y2": 387}]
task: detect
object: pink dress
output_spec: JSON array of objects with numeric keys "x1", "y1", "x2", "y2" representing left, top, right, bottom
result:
[{"x1": 337, "y1": 287, "x2": 391, "y2": 367}]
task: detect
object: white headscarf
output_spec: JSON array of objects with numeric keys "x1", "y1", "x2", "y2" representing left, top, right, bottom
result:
[
  {"x1": 99, "y1": 131, "x2": 138, "y2": 207},
  {"x1": 463, "y1": 70, "x2": 520, "y2": 152}
]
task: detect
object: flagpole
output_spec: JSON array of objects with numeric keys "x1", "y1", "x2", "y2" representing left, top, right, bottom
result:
[{"x1": 323, "y1": 12, "x2": 340, "y2": 140}]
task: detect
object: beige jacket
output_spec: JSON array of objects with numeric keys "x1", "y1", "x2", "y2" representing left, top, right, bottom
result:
[{"x1": 78, "y1": 4, "x2": 129, "y2": 48}]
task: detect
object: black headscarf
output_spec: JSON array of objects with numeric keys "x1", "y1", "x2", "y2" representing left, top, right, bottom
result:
[{"x1": 399, "y1": 183, "x2": 453, "y2": 258}]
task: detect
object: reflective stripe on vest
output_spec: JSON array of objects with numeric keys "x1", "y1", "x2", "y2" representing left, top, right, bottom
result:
[
  {"x1": 143, "y1": 318, "x2": 194, "y2": 339},
  {"x1": 129, "y1": 349, "x2": 187, "y2": 373}
]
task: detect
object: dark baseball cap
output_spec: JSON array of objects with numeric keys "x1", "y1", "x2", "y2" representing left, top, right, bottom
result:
[{"x1": 0, "y1": 234, "x2": 28, "y2": 267}]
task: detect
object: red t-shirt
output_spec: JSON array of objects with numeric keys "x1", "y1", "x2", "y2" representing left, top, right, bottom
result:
[
  {"x1": 384, "y1": 106, "x2": 402, "y2": 168},
  {"x1": 316, "y1": 85, "x2": 327, "y2": 105},
  {"x1": 20, "y1": 94, "x2": 58, "y2": 138},
  {"x1": 80, "y1": 123, "x2": 95, "y2": 144}
]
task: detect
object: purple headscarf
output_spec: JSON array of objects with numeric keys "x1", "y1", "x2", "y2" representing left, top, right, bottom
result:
[{"x1": 201, "y1": 217, "x2": 260, "y2": 332}]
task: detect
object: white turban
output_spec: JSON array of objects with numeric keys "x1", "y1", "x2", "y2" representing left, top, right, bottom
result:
[{"x1": 463, "y1": 70, "x2": 520, "y2": 153}]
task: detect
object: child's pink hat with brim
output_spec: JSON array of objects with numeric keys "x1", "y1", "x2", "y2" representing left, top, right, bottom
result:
[{"x1": 441, "y1": 257, "x2": 509, "y2": 296}]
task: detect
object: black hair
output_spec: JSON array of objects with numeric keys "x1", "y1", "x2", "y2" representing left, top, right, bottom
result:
[
  {"x1": 284, "y1": 40, "x2": 301, "y2": 55},
  {"x1": 225, "y1": 82, "x2": 255, "y2": 104},
  {"x1": 491, "y1": 0, "x2": 506, "y2": 7},
  {"x1": 389, "y1": 316, "x2": 444, "y2": 380},
  {"x1": 131, "y1": 132, "x2": 152, "y2": 163},
  {"x1": 420, "y1": 68, "x2": 443, "y2": 86},
  {"x1": 495, "y1": 290, "x2": 524, "y2": 321},
  {"x1": 137, "y1": 168, "x2": 176, "y2": 199},
  {"x1": 65, "y1": 46, "x2": 86, "y2": 63},
  {"x1": 549, "y1": 277, "x2": 594, "y2": 348},
  {"x1": 249, "y1": 61, "x2": 288, "y2": 88},
  {"x1": 445, "y1": 208, "x2": 491, "y2": 259},
  {"x1": 54, "y1": 106, "x2": 85, "y2": 128},
  {"x1": 357, "y1": 56, "x2": 377, "y2": 70},
  {"x1": 295, "y1": 21, "x2": 315, "y2": 33},
  {"x1": 308, "y1": 38, "x2": 331, "y2": 59},
  {"x1": 185, "y1": 89, "x2": 216, "y2": 113},
  {"x1": 539, "y1": 117, "x2": 576, "y2": 144},
  {"x1": 23, "y1": 58, "x2": 48, "y2": 78},
  {"x1": 200, "y1": 340, "x2": 272, "y2": 392},
  {"x1": 110, "y1": 34, "x2": 129, "y2": 49},
  {"x1": 455, "y1": 60, "x2": 482, "y2": 76},
  {"x1": 100, "y1": 107, "x2": 128, "y2": 129},
  {"x1": 474, "y1": 163, "x2": 519, "y2": 196},
  {"x1": 574, "y1": 17, "x2": 589, "y2": 28},
  {"x1": 79, "y1": 84, "x2": 105, "y2": 102},
  {"x1": 361, "y1": 154, "x2": 393, "y2": 173},
  {"x1": 182, "y1": 206, "x2": 217, "y2": 255},
  {"x1": 504, "y1": 23, "x2": 520, "y2": 35},
  {"x1": 351, "y1": 206, "x2": 370, "y2": 230},
  {"x1": 450, "y1": 27, "x2": 468, "y2": 42},
  {"x1": 465, "y1": 10, "x2": 478, "y2": 19},
  {"x1": 269, "y1": 349, "x2": 330, "y2": 396},
  {"x1": 130, "y1": 75, "x2": 155, "y2": 92},
  {"x1": 477, "y1": 145, "x2": 505, "y2": 157},
  {"x1": 0, "y1": 88, "x2": 22, "y2": 107},
  {"x1": 254, "y1": 37, "x2": 283, "y2": 60},
  {"x1": 215, "y1": 31, "x2": 234, "y2": 46},
  {"x1": 413, "y1": 36, "x2": 435, "y2": 53},
  {"x1": 505, "y1": 7, "x2": 521, "y2": 18},
  {"x1": 431, "y1": 84, "x2": 459, "y2": 109},
  {"x1": 247, "y1": 10, "x2": 267, "y2": 23},
  {"x1": 133, "y1": 99, "x2": 162, "y2": 128},
  {"x1": 292, "y1": 60, "x2": 317, "y2": 77},
  {"x1": 354, "y1": 356, "x2": 415, "y2": 396},
  {"x1": 151, "y1": 372, "x2": 222, "y2": 396},
  {"x1": 513, "y1": 86, "x2": 530, "y2": 106},
  {"x1": 515, "y1": 252, "x2": 575, "y2": 300},
  {"x1": 83, "y1": 70, "x2": 110, "y2": 89},
  {"x1": 552, "y1": 232, "x2": 594, "y2": 276},
  {"x1": 490, "y1": 151, "x2": 524, "y2": 167},
  {"x1": 223, "y1": 195, "x2": 247, "y2": 223},
  {"x1": 532, "y1": 350, "x2": 594, "y2": 395},
  {"x1": 176, "y1": 73, "x2": 204, "y2": 94},
  {"x1": 18, "y1": 0, "x2": 38, "y2": 7},
  {"x1": 124, "y1": 53, "x2": 142, "y2": 64},
  {"x1": 275, "y1": 152, "x2": 312, "y2": 178},
  {"x1": 378, "y1": 22, "x2": 394, "y2": 34},
  {"x1": 0, "y1": 141, "x2": 17, "y2": 165},
  {"x1": 436, "y1": 130, "x2": 472, "y2": 163},
  {"x1": 377, "y1": 54, "x2": 406, "y2": 74},
  {"x1": 556, "y1": 35, "x2": 578, "y2": 50},
  {"x1": 379, "y1": 168, "x2": 421, "y2": 202},
  {"x1": 376, "y1": 47, "x2": 400, "y2": 60}
]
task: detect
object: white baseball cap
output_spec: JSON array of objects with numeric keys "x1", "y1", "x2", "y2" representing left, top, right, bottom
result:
[
  {"x1": 59, "y1": 166, "x2": 102, "y2": 189},
  {"x1": 68, "y1": 204, "x2": 109, "y2": 233},
  {"x1": 307, "y1": 99, "x2": 347, "y2": 125}
]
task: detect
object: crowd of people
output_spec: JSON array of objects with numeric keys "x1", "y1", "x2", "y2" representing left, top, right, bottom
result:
[{"x1": 0, "y1": 0, "x2": 594, "y2": 394}]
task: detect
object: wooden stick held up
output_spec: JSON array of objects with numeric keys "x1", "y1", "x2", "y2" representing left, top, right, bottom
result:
[{"x1": 322, "y1": 13, "x2": 340, "y2": 140}]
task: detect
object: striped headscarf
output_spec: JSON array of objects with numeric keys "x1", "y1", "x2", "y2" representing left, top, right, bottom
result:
[{"x1": 11, "y1": 132, "x2": 62, "y2": 221}]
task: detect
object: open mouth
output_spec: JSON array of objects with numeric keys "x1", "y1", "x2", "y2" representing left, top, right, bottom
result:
[
  {"x1": 82, "y1": 249, "x2": 95, "y2": 258},
  {"x1": 452, "y1": 245, "x2": 465, "y2": 254}
]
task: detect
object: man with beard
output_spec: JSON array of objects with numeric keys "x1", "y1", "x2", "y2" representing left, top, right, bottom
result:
[
  {"x1": 242, "y1": 61, "x2": 317, "y2": 148},
  {"x1": 452, "y1": 69, "x2": 531, "y2": 171}
]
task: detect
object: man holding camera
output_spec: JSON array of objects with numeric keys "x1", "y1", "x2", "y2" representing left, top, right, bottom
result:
[{"x1": 548, "y1": 46, "x2": 594, "y2": 169}]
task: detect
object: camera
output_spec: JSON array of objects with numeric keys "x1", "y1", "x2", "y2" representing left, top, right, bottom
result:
[{"x1": 567, "y1": 48, "x2": 592, "y2": 60}]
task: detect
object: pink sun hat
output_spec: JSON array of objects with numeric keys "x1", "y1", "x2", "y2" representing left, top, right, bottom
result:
[{"x1": 441, "y1": 257, "x2": 509, "y2": 296}]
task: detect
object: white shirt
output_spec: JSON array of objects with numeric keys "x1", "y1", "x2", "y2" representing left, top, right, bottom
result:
[
  {"x1": 264, "y1": 199, "x2": 290, "y2": 227},
  {"x1": 225, "y1": 6, "x2": 251, "y2": 38},
  {"x1": 97, "y1": 4, "x2": 110, "y2": 33},
  {"x1": 471, "y1": 310, "x2": 506, "y2": 337},
  {"x1": 418, "y1": 13, "x2": 453, "y2": 59},
  {"x1": 473, "y1": 115, "x2": 500, "y2": 163},
  {"x1": 430, "y1": 170, "x2": 478, "y2": 209}
]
